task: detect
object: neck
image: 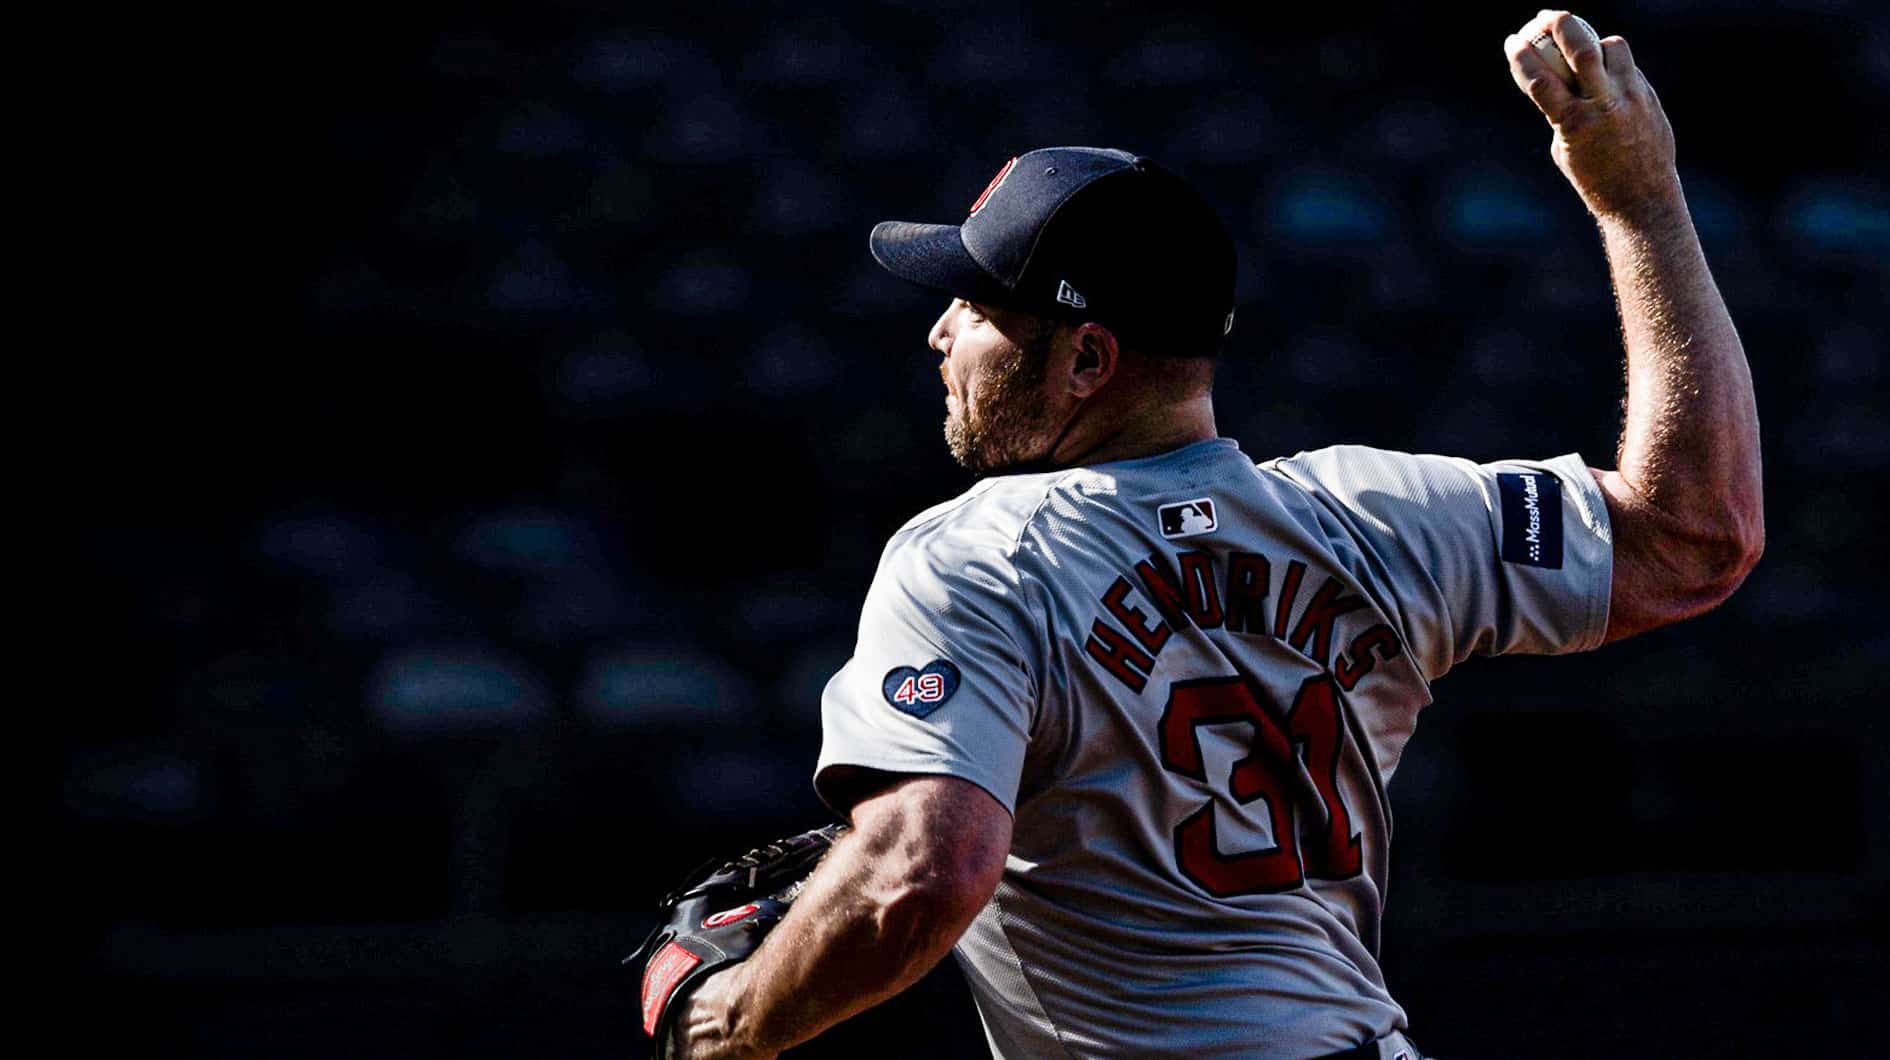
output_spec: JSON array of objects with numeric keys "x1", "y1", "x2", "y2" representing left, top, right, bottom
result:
[{"x1": 1047, "y1": 392, "x2": 1218, "y2": 469}]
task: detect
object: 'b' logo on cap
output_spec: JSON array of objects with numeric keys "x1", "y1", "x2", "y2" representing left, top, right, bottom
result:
[{"x1": 969, "y1": 157, "x2": 1018, "y2": 216}]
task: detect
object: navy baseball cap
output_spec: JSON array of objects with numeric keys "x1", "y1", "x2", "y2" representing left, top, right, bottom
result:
[{"x1": 869, "y1": 147, "x2": 1237, "y2": 355}]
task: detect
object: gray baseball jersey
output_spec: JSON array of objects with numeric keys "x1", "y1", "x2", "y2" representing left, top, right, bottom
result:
[{"x1": 816, "y1": 438, "x2": 1612, "y2": 1058}]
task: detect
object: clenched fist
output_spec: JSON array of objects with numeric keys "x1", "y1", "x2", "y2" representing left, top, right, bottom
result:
[{"x1": 1505, "y1": 10, "x2": 1679, "y2": 222}]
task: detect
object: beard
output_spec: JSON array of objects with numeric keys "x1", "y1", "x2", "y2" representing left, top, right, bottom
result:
[{"x1": 944, "y1": 330, "x2": 1056, "y2": 474}]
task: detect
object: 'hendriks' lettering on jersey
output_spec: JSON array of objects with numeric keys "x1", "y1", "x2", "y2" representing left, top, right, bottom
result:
[{"x1": 1084, "y1": 547, "x2": 1394, "y2": 695}]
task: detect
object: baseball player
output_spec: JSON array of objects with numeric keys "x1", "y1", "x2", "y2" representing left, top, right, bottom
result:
[{"x1": 660, "y1": 11, "x2": 1763, "y2": 1058}]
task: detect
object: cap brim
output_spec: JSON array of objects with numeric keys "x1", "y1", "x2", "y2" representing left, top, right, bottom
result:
[{"x1": 869, "y1": 221, "x2": 1013, "y2": 305}]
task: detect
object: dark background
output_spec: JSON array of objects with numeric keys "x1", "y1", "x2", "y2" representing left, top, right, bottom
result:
[{"x1": 63, "y1": 1, "x2": 1887, "y2": 1057}]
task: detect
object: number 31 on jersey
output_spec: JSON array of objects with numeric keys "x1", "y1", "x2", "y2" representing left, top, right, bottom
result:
[{"x1": 1157, "y1": 673, "x2": 1363, "y2": 897}]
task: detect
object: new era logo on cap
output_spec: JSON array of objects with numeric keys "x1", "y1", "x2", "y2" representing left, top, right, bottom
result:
[
  {"x1": 1056, "y1": 280, "x2": 1086, "y2": 308},
  {"x1": 1158, "y1": 498, "x2": 1217, "y2": 538}
]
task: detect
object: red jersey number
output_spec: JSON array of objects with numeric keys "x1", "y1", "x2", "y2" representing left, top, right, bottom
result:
[{"x1": 1157, "y1": 673, "x2": 1364, "y2": 896}]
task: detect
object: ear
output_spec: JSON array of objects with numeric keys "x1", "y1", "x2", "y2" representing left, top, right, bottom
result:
[{"x1": 1067, "y1": 323, "x2": 1120, "y2": 399}]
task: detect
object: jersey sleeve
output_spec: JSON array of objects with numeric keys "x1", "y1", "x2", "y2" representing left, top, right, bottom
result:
[
  {"x1": 1267, "y1": 446, "x2": 1613, "y2": 682},
  {"x1": 814, "y1": 524, "x2": 1039, "y2": 817}
]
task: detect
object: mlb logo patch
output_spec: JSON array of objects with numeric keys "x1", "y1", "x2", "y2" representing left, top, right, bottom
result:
[{"x1": 1158, "y1": 498, "x2": 1217, "y2": 539}]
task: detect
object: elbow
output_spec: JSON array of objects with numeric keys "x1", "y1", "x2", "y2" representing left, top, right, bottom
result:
[
  {"x1": 1735, "y1": 519, "x2": 1765, "y2": 582},
  {"x1": 1694, "y1": 510, "x2": 1765, "y2": 606},
  {"x1": 1682, "y1": 469, "x2": 1765, "y2": 605},
  {"x1": 1602, "y1": 472, "x2": 1764, "y2": 639},
  {"x1": 1612, "y1": 510, "x2": 1763, "y2": 641},
  {"x1": 1722, "y1": 498, "x2": 1766, "y2": 590}
]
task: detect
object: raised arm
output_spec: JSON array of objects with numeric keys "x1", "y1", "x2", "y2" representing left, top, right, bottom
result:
[
  {"x1": 1505, "y1": 11, "x2": 1764, "y2": 643},
  {"x1": 675, "y1": 774, "x2": 1011, "y2": 1059}
]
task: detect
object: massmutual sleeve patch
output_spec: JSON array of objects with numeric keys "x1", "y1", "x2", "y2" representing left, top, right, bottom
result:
[{"x1": 1497, "y1": 470, "x2": 1564, "y2": 569}]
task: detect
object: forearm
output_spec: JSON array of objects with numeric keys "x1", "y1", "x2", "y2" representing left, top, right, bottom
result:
[
  {"x1": 711, "y1": 830, "x2": 962, "y2": 1054},
  {"x1": 1506, "y1": 12, "x2": 1766, "y2": 637},
  {"x1": 680, "y1": 778, "x2": 1010, "y2": 1059},
  {"x1": 1598, "y1": 184, "x2": 1762, "y2": 541}
]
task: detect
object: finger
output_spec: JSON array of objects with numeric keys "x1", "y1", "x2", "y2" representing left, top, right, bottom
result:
[
  {"x1": 1548, "y1": 12, "x2": 1609, "y2": 96},
  {"x1": 1636, "y1": 69, "x2": 1664, "y2": 112},
  {"x1": 1520, "y1": 9, "x2": 1569, "y2": 43},
  {"x1": 1527, "y1": 27, "x2": 1577, "y2": 89},
  {"x1": 1505, "y1": 33, "x2": 1576, "y2": 116},
  {"x1": 1600, "y1": 35, "x2": 1637, "y2": 77}
]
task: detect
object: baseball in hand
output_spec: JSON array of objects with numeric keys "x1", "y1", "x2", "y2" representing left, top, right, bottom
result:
[{"x1": 1530, "y1": 15, "x2": 1596, "y2": 88}]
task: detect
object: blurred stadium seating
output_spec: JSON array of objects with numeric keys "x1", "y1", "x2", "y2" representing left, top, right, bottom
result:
[{"x1": 63, "y1": 1, "x2": 1886, "y2": 1056}]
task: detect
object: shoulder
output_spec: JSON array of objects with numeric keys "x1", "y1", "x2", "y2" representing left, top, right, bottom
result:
[
  {"x1": 887, "y1": 472, "x2": 1072, "y2": 565},
  {"x1": 1259, "y1": 444, "x2": 1475, "y2": 488},
  {"x1": 1258, "y1": 444, "x2": 1491, "y2": 514},
  {"x1": 869, "y1": 472, "x2": 1072, "y2": 617}
]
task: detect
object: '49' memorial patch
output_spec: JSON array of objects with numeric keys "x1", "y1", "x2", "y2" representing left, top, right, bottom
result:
[
  {"x1": 882, "y1": 660, "x2": 961, "y2": 718},
  {"x1": 1497, "y1": 470, "x2": 1564, "y2": 569}
]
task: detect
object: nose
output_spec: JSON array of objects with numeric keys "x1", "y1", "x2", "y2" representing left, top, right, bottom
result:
[{"x1": 928, "y1": 301, "x2": 955, "y2": 356}]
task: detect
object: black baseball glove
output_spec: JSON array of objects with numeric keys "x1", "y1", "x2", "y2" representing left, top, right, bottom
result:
[{"x1": 628, "y1": 822, "x2": 847, "y2": 1058}]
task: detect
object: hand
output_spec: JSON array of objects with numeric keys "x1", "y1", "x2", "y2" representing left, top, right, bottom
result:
[{"x1": 1504, "y1": 10, "x2": 1679, "y2": 222}]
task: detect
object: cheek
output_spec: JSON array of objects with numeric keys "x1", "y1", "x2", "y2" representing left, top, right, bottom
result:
[
  {"x1": 956, "y1": 365, "x2": 988, "y2": 411},
  {"x1": 944, "y1": 353, "x2": 976, "y2": 400},
  {"x1": 953, "y1": 340, "x2": 1001, "y2": 394}
]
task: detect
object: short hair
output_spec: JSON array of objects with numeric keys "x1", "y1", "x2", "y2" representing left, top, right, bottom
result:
[
  {"x1": 1020, "y1": 311, "x2": 1217, "y2": 401},
  {"x1": 1139, "y1": 348, "x2": 1217, "y2": 401}
]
